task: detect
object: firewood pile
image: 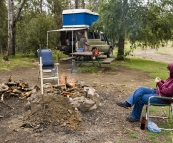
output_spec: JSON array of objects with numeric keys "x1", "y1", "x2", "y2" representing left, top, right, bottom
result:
[{"x1": 0, "y1": 79, "x2": 39, "y2": 101}]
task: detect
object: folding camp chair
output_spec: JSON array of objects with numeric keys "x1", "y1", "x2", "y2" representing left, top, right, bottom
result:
[
  {"x1": 37, "y1": 49, "x2": 60, "y2": 84},
  {"x1": 146, "y1": 96, "x2": 173, "y2": 130}
]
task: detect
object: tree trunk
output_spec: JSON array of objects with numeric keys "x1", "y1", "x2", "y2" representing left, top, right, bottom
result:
[
  {"x1": 81, "y1": 0, "x2": 85, "y2": 9},
  {"x1": 75, "y1": 0, "x2": 78, "y2": 9},
  {"x1": 117, "y1": 35, "x2": 125, "y2": 60},
  {"x1": 117, "y1": 0, "x2": 128, "y2": 60},
  {"x1": 3, "y1": 0, "x2": 27, "y2": 61},
  {"x1": 11, "y1": 22, "x2": 16, "y2": 55},
  {"x1": 89, "y1": 0, "x2": 92, "y2": 10},
  {"x1": 4, "y1": 0, "x2": 14, "y2": 60}
]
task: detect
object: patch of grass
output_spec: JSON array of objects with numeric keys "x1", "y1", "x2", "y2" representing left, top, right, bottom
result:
[
  {"x1": 0, "y1": 54, "x2": 37, "y2": 71},
  {"x1": 128, "y1": 130, "x2": 138, "y2": 138},
  {"x1": 73, "y1": 65, "x2": 99, "y2": 73},
  {"x1": 147, "y1": 130, "x2": 172, "y2": 143},
  {"x1": 113, "y1": 58, "x2": 168, "y2": 86}
]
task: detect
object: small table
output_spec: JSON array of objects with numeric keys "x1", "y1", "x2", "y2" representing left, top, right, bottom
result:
[{"x1": 70, "y1": 51, "x2": 104, "y2": 68}]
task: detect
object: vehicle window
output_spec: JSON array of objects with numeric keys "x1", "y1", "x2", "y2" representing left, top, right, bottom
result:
[
  {"x1": 94, "y1": 32, "x2": 100, "y2": 39},
  {"x1": 60, "y1": 31, "x2": 66, "y2": 45},
  {"x1": 88, "y1": 32, "x2": 93, "y2": 39}
]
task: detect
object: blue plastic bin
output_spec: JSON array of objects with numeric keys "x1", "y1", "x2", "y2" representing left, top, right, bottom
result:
[{"x1": 77, "y1": 48, "x2": 84, "y2": 52}]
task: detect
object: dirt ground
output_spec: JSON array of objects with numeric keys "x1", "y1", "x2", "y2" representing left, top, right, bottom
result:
[{"x1": 0, "y1": 49, "x2": 172, "y2": 143}]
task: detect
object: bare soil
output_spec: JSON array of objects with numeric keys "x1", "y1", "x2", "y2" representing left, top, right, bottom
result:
[{"x1": 0, "y1": 50, "x2": 172, "y2": 143}]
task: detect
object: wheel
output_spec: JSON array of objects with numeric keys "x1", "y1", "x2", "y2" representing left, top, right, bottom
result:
[{"x1": 107, "y1": 48, "x2": 113, "y2": 58}]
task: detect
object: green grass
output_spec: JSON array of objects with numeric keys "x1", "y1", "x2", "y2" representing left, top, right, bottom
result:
[
  {"x1": 0, "y1": 54, "x2": 37, "y2": 71},
  {"x1": 147, "y1": 130, "x2": 173, "y2": 143},
  {"x1": 112, "y1": 58, "x2": 168, "y2": 86},
  {"x1": 128, "y1": 130, "x2": 138, "y2": 138}
]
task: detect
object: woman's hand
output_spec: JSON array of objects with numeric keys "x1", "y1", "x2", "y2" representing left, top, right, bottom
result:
[{"x1": 155, "y1": 77, "x2": 161, "y2": 83}]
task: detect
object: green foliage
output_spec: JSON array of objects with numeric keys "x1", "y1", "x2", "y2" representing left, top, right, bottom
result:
[
  {"x1": 129, "y1": 2, "x2": 173, "y2": 49},
  {"x1": 92, "y1": 0, "x2": 173, "y2": 60},
  {"x1": 16, "y1": 13, "x2": 57, "y2": 54},
  {"x1": 15, "y1": 0, "x2": 69, "y2": 55}
]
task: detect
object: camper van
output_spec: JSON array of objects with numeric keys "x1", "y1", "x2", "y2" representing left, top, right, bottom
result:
[
  {"x1": 57, "y1": 29, "x2": 113, "y2": 57},
  {"x1": 53, "y1": 9, "x2": 113, "y2": 57}
]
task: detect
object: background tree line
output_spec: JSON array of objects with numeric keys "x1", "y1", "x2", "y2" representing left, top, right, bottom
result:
[{"x1": 0, "y1": 0, "x2": 173, "y2": 60}]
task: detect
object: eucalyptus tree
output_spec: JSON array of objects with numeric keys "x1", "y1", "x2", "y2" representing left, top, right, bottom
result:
[
  {"x1": 4, "y1": 0, "x2": 27, "y2": 61},
  {"x1": 0, "y1": 0, "x2": 8, "y2": 54},
  {"x1": 92, "y1": 0, "x2": 173, "y2": 60}
]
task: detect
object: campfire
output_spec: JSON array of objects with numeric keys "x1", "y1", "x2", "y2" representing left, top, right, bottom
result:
[{"x1": 0, "y1": 75, "x2": 101, "y2": 132}]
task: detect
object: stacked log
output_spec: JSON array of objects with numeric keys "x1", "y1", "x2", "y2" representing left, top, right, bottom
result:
[{"x1": 0, "y1": 80, "x2": 39, "y2": 101}]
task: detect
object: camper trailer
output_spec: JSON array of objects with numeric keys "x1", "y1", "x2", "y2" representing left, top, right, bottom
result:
[{"x1": 54, "y1": 9, "x2": 113, "y2": 57}]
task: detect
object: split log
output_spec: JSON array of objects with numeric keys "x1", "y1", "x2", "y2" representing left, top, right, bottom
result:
[
  {"x1": 61, "y1": 91, "x2": 73, "y2": 97},
  {"x1": 66, "y1": 83, "x2": 73, "y2": 88},
  {"x1": 4, "y1": 82, "x2": 17, "y2": 86},
  {"x1": 0, "y1": 84, "x2": 9, "y2": 93},
  {"x1": 1, "y1": 93, "x2": 4, "y2": 101},
  {"x1": 12, "y1": 88, "x2": 22, "y2": 94},
  {"x1": 52, "y1": 84, "x2": 66, "y2": 88},
  {"x1": 19, "y1": 91, "x2": 32, "y2": 99}
]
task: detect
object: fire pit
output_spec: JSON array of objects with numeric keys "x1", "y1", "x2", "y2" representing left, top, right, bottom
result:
[{"x1": 0, "y1": 75, "x2": 101, "y2": 132}]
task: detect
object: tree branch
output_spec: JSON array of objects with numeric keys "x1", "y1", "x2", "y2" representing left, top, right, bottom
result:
[{"x1": 15, "y1": 0, "x2": 28, "y2": 22}]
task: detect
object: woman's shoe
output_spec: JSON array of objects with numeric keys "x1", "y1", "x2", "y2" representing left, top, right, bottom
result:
[
  {"x1": 116, "y1": 101, "x2": 131, "y2": 109},
  {"x1": 126, "y1": 116, "x2": 139, "y2": 122}
]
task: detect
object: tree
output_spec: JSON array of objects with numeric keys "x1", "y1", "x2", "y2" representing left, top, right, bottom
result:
[
  {"x1": 4, "y1": 0, "x2": 27, "y2": 61},
  {"x1": 92, "y1": 0, "x2": 173, "y2": 60},
  {"x1": 15, "y1": 0, "x2": 69, "y2": 54},
  {"x1": 0, "y1": 0, "x2": 8, "y2": 54}
]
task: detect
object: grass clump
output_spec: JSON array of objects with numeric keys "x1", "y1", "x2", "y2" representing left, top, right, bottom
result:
[{"x1": 128, "y1": 130, "x2": 138, "y2": 138}]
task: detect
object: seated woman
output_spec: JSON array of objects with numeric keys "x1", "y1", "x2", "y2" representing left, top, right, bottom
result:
[{"x1": 116, "y1": 62, "x2": 173, "y2": 122}]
